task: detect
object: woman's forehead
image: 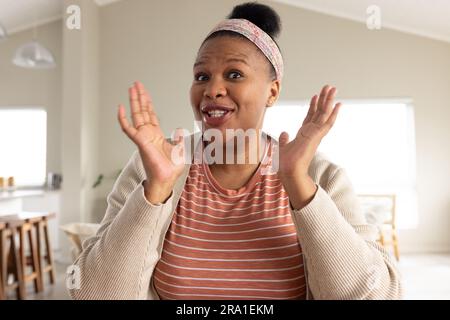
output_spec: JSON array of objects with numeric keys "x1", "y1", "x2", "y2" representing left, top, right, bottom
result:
[{"x1": 195, "y1": 36, "x2": 264, "y2": 67}]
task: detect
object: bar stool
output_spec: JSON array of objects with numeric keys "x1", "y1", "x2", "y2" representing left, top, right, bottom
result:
[
  {"x1": 1, "y1": 212, "x2": 56, "y2": 299},
  {"x1": 30, "y1": 214, "x2": 56, "y2": 286},
  {"x1": 19, "y1": 217, "x2": 43, "y2": 294},
  {"x1": 1, "y1": 220, "x2": 25, "y2": 299}
]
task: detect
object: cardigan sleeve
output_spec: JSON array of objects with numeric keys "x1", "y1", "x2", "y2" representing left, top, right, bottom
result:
[
  {"x1": 68, "y1": 150, "x2": 177, "y2": 300},
  {"x1": 290, "y1": 156, "x2": 403, "y2": 300}
]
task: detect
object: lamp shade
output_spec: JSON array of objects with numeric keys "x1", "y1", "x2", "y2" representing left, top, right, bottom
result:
[{"x1": 12, "y1": 41, "x2": 56, "y2": 69}]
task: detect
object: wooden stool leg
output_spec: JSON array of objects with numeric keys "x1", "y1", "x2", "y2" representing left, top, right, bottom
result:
[
  {"x1": 27, "y1": 225, "x2": 43, "y2": 293},
  {"x1": 19, "y1": 227, "x2": 27, "y2": 298},
  {"x1": 36, "y1": 221, "x2": 44, "y2": 286},
  {"x1": 9, "y1": 228, "x2": 25, "y2": 300},
  {"x1": 42, "y1": 220, "x2": 55, "y2": 284}
]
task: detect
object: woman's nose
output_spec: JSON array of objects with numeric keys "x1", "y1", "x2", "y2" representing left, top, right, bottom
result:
[{"x1": 204, "y1": 78, "x2": 226, "y2": 98}]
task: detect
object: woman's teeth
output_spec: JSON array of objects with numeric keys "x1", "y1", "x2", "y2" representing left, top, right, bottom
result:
[{"x1": 208, "y1": 110, "x2": 228, "y2": 117}]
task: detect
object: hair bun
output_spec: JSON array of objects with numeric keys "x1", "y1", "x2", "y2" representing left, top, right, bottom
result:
[{"x1": 227, "y1": 2, "x2": 281, "y2": 40}]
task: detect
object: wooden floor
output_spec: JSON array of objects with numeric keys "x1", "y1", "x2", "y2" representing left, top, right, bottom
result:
[{"x1": 4, "y1": 254, "x2": 450, "y2": 300}]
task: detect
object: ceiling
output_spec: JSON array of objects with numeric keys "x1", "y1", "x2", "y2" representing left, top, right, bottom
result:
[
  {"x1": 274, "y1": 0, "x2": 450, "y2": 43},
  {"x1": 0, "y1": 0, "x2": 63, "y2": 35},
  {"x1": 0, "y1": 0, "x2": 118, "y2": 34},
  {"x1": 0, "y1": 0, "x2": 449, "y2": 43}
]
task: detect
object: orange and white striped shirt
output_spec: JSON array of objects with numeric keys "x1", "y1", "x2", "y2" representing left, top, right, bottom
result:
[{"x1": 153, "y1": 136, "x2": 307, "y2": 300}]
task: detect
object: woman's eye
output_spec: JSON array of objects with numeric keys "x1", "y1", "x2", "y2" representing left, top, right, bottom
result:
[
  {"x1": 194, "y1": 71, "x2": 242, "y2": 81},
  {"x1": 228, "y1": 71, "x2": 242, "y2": 79},
  {"x1": 195, "y1": 74, "x2": 209, "y2": 81}
]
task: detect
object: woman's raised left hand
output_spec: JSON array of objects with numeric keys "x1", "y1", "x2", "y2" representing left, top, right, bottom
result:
[{"x1": 278, "y1": 85, "x2": 341, "y2": 179}]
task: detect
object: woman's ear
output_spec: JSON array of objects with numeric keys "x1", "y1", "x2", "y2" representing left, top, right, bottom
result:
[{"x1": 266, "y1": 79, "x2": 281, "y2": 107}]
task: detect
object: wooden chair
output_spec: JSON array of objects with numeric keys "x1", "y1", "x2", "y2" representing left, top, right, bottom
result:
[
  {"x1": 31, "y1": 214, "x2": 56, "y2": 285},
  {"x1": 15, "y1": 212, "x2": 57, "y2": 293},
  {"x1": 0, "y1": 220, "x2": 25, "y2": 299},
  {"x1": 19, "y1": 217, "x2": 44, "y2": 294},
  {"x1": 358, "y1": 194, "x2": 400, "y2": 261},
  {"x1": 0, "y1": 212, "x2": 56, "y2": 299}
]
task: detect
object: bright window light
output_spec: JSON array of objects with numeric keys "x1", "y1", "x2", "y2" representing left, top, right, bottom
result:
[
  {"x1": 263, "y1": 100, "x2": 418, "y2": 229},
  {"x1": 0, "y1": 109, "x2": 47, "y2": 187}
]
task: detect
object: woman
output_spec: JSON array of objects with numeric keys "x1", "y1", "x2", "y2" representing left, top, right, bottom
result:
[{"x1": 69, "y1": 3, "x2": 402, "y2": 300}]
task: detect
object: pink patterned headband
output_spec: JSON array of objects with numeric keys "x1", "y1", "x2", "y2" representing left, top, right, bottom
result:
[{"x1": 207, "y1": 19, "x2": 284, "y2": 80}]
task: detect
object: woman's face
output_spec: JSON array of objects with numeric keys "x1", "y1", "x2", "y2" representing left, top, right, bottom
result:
[{"x1": 190, "y1": 36, "x2": 280, "y2": 140}]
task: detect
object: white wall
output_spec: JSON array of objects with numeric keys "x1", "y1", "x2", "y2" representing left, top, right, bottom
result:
[{"x1": 96, "y1": 0, "x2": 450, "y2": 253}]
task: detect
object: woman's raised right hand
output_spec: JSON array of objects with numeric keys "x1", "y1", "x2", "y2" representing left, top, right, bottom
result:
[{"x1": 118, "y1": 81, "x2": 185, "y2": 203}]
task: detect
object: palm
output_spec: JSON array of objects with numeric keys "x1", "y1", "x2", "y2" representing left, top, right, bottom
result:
[
  {"x1": 278, "y1": 85, "x2": 341, "y2": 177},
  {"x1": 135, "y1": 126, "x2": 184, "y2": 182},
  {"x1": 118, "y1": 81, "x2": 185, "y2": 184}
]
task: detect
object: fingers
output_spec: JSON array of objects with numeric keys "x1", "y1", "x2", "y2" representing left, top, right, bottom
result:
[
  {"x1": 144, "y1": 88, "x2": 154, "y2": 112},
  {"x1": 300, "y1": 85, "x2": 341, "y2": 136},
  {"x1": 319, "y1": 87, "x2": 337, "y2": 123},
  {"x1": 129, "y1": 81, "x2": 160, "y2": 128},
  {"x1": 325, "y1": 102, "x2": 341, "y2": 129},
  {"x1": 312, "y1": 85, "x2": 336, "y2": 124},
  {"x1": 316, "y1": 85, "x2": 330, "y2": 116},
  {"x1": 117, "y1": 104, "x2": 137, "y2": 139},
  {"x1": 137, "y1": 81, "x2": 160, "y2": 126},
  {"x1": 302, "y1": 95, "x2": 318, "y2": 125},
  {"x1": 129, "y1": 86, "x2": 145, "y2": 128},
  {"x1": 120, "y1": 81, "x2": 157, "y2": 138},
  {"x1": 135, "y1": 81, "x2": 151, "y2": 125}
]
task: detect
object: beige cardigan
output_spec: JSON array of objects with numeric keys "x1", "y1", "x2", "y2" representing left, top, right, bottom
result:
[{"x1": 69, "y1": 134, "x2": 402, "y2": 300}]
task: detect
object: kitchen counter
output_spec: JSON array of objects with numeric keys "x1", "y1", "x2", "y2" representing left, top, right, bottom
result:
[
  {"x1": 0, "y1": 189, "x2": 46, "y2": 200},
  {"x1": 0, "y1": 189, "x2": 61, "y2": 216}
]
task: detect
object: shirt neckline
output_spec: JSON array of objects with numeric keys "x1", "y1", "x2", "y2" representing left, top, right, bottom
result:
[{"x1": 199, "y1": 133, "x2": 272, "y2": 197}]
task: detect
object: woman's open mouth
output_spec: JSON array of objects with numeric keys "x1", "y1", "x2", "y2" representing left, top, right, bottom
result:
[{"x1": 201, "y1": 105, "x2": 235, "y2": 127}]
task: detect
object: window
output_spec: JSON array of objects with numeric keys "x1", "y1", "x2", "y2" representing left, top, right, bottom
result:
[
  {"x1": 0, "y1": 109, "x2": 47, "y2": 187},
  {"x1": 263, "y1": 100, "x2": 418, "y2": 229}
]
